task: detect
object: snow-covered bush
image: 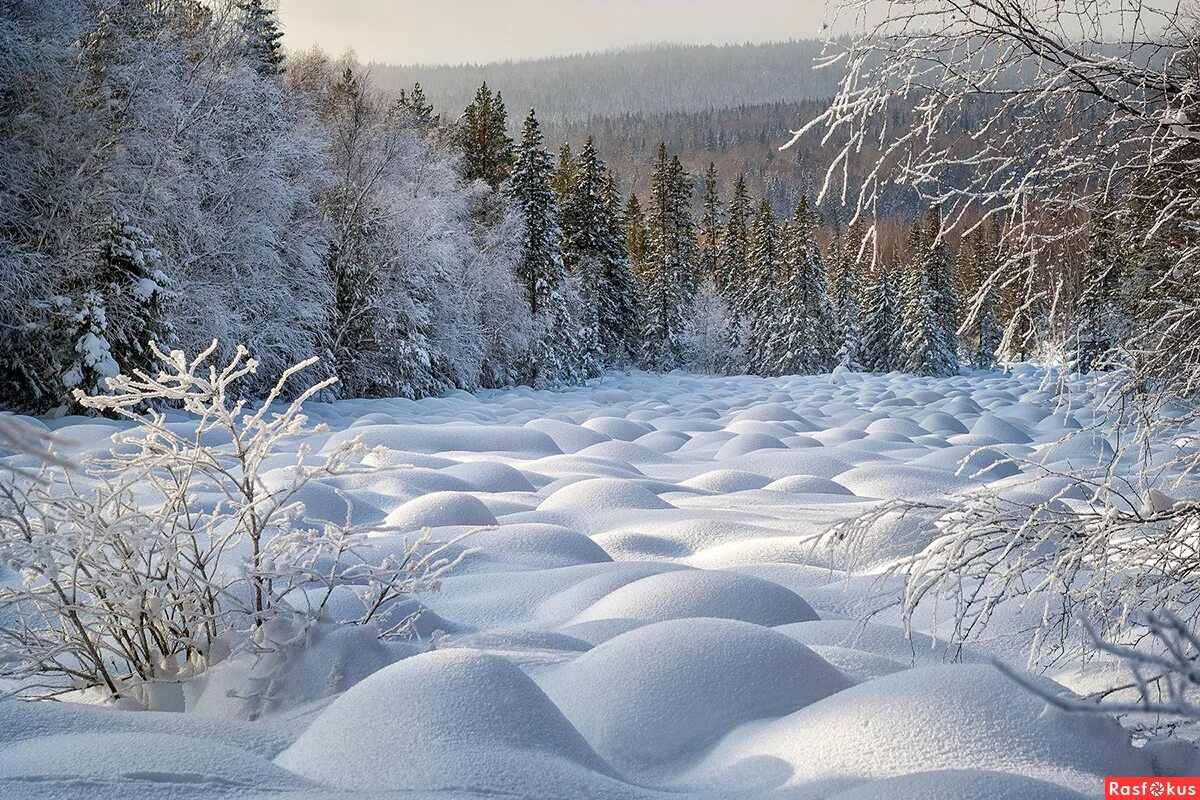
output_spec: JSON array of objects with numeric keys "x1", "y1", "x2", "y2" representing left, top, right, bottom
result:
[
  {"x1": 680, "y1": 278, "x2": 740, "y2": 374},
  {"x1": 0, "y1": 343, "x2": 464, "y2": 704}
]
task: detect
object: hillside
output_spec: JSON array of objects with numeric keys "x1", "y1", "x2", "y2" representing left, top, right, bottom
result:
[{"x1": 369, "y1": 40, "x2": 841, "y2": 124}]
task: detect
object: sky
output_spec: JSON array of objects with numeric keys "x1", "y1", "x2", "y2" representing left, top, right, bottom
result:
[{"x1": 274, "y1": 0, "x2": 829, "y2": 66}]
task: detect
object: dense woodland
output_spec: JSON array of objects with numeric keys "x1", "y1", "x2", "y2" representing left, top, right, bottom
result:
[{"x1": 0, "y1": 0, "x2": 1162, "y2": 418}]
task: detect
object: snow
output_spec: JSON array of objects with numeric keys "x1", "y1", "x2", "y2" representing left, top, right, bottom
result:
[{"x1": 0, "y1": 368, "x2": 1170, "y2": 799}]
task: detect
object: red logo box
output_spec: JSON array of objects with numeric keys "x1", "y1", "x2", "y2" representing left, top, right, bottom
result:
[{"x1": 1107, "y1": 778, "x2": 1200, "y2": 798}]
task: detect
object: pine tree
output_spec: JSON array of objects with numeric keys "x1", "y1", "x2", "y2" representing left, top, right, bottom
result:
[
  {"x1": 238, "y1": 0, "x2": 284, "y2": 77},
  {"x1": 1076, "y1": 209, "x2": 1126, "y2": 372},
  {"x1": 959, "y1": 224, "x2": 1004, "y2": 370},
  {"x1": 745, "y1": 199, "x2": 782, "y2": 375},
  {"x1": 902, "y1": 211, "x2": 959, "y2": 376},
  {"x1": 862, "y1": 270, "x2": 903, "y2": 372},
  {"x1": 551, "y1": 142, "x2": 577, "y2": 199},
  {"x1": 698, "y1": 163, "x2": 722, "y2": 283},
  {"x1": 828, "y1": 223, "x2": 865, "y2": 370},
  {"x1": 506, "y1": 109, "x2": 588, "y2": 385},
  {"x1": 776, "y1": 198, "x2": 836, "y2": 374},
  {"x1": 60, "y1": 217, "x2": 174, "y2": 403},
  {"x1": 640, "y1": 143, "x2": 696, "y2": 370},
  {"x1": 394, "y1": 82, "x2": 438, "y2": 129},
  {"x1": 625, "y1": 193, "x2": 650, "y2": 283},
  {"x1": 458, "y1": 83, "x2": 513, "y2": 187},
  {"x1": 720, "y1": 174, "x2": 752, "y2": 316},
  {"x1": 560, "y1": 137, "x2": 639, "y2": 367}
]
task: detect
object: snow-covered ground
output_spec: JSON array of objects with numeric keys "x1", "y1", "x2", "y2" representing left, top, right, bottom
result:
[{"x1": 3, "y1": 368, "x2": 1194, "y2": 799}]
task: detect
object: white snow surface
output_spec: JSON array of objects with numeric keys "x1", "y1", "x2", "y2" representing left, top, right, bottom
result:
[{"x1": 1, "y1": 368, "x2": 1169, "y2": 799}]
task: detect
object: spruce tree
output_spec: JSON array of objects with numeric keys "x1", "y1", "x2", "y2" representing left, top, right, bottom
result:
[
  {"x1": 61, "y1": 217, "x2": 174, "y2": 403},
  {"x1": 960, "y1": 224, "x2": 1004, "y2": 370},
  {"x1": 776, "y1": 198, "x2": 836, "y2": 374},
  {"x1": 394, "y1": 82, "x2": 437, "y2": 129},
  {"x1": 828, "y1": 223, "x2": 865, "y2": 370},
  {"x1": 458, "y1": 83, "x2": 513, "y2": 187},
  {"x1": 720, "y1": 174, "x2": 752, "y2": 314},
  {"x1": 625, "y1": 193, "x2": 650, "y2": 283},
  {"x1": 560, "y1": 137, "x2": 639, "y2": 366},
  {"x1": 862, "y1": 270, "x2": 903, "y2": 372},
  {"x1": 551, "y1": 142, "x2": 577, "y2": 200},
  {"x1": 506, "y1": 109, "x2": 586, "y2": 385},
  {"x1": 239, "y1": 0, "x2": 284, "y2": 77},
  {"x1": 903, "y1": 211, "x2": 959, "y2": 375},
  {"x1": 640, "y1": 143, "x2": 696, "y2": 370},
  {"x1": 698, "y1": 163, "x2": 722, "y2": 283},
  {"x1": 1076, "y1": 209, "x2": 1126, "y2": 372},
  {"x1": 745, "y1": 199, "x2": 782, "y2": 375}
]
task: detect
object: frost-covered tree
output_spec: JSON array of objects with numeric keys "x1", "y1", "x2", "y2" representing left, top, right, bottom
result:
[
  {"x1": 745, "y1": 200, "x2": 783, "y2": 375},
  {"x1": 238, "y1": 0, "x2": 285, "y2": 76},
  {"x1": 720, "y1": 174, "x2": 752, "y2": 318},
  {"x1": 828, "y1": 224, "x2": 865, "y2": 371},
  {"x1": 1075, "y1": 209, "x2": 1128, "y2": 373},
  {"x1": 959, "y1": 224, "x2": 1004, "y2": 370},
  {"x1": 640, "y1": 143, "x2": 696, "y2": 370},
  {"x1": 900, "y1": 216, "x2": 958, "y2": 376},
  {"x1": 681, "y1": 277, "x2": 740, "y2": 374},
  {"x1": 561, "y1": 137, "x2": 640, "y2": 366},
  {"x1": 862, "y1": 270, "x2": 903, "y2": 372},
  {"x1": 698, "y1": 163, "x2": 722, "y2": 283},
  {"x1": 507, "y1": 109, "x2": 588, "y2": 386},
  {"x1": 776, "y1": 198, "x2": 836, "y2": 375}
]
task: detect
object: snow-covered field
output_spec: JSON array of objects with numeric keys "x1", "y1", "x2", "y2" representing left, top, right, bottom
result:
[{"x1": 3, "y1": 368, "x2": 1191, "y2": 799}]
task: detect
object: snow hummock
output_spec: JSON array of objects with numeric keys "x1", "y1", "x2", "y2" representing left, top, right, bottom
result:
[{"x1": 1, "y1": 368, "x2": 1168, "y2": 800}]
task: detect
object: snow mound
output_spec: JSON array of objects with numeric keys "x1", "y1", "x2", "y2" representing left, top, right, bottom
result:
[
  {"x1": 332, "y1": 423, "x2": 562, "y2": 457},
  {"x1": 275, "y1": 649, "x2": 626, "y2": 795},
  {"x1": 970, "y1": 414, "x2": 1033, "y2": 444},
  {"x1": 383, "y1": 491, "x2": 497, "y2": 531},
  {"x1": 465, "y1": 523, "x2": 613, "y2": 568},
  {"x1": 682, "y1": 469, "x2": 773, "y2": 492},
  {"x1": 541, "y1": 477, "x2": 674, "y2": 512},
  {"x1": 524, "y1": 418, "x2": 611, "y2": 452},
  {"x1": 764, "y1": 475, "x2": 855, "y2": 495},
  {"x1": 716, "y1": 432, "x2": 789, "y2": 458},
  {"x1": 732, "y1": 403, "x2": 803, "y2": 422},
  {"x1": 582, "y1": 416, "x2": 653, "y2": 441},
  {"x1": 572, "y1": 568, "x2": 819, "y2": 626},
  {"x1": 834, "y1": 464, "x2": 973, "y2": 499},
  {"x1": 440, "y1": 461, "x2": 536, "y2": 492},
  {"x1": 537, "y1": 618, "x2": 852, "y2": 775},
  {"x1": 696, "y1": 664, "x2": 1149, "y2": 791}
]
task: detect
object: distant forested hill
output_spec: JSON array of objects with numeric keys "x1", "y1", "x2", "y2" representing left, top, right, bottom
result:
[{"x1": 369, "y1": 40, "x2": 841, "y2": 124}]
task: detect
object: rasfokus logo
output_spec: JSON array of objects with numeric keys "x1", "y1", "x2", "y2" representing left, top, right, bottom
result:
[{"x1": 1107, "y1": 778, "x2": 1200, "y2": 798}]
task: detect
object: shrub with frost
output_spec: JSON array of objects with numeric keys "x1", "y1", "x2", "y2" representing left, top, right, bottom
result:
[{"x1": 0, "y1": 342, "x2": 464, "y2": 704}]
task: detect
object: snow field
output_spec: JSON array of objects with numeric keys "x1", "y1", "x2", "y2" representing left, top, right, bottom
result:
[{"x1": 3, "y1": 368, "x2": 1170, "y2": 799}]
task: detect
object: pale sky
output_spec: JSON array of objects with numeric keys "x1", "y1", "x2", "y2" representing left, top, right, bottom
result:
[{"x1": 275, "y1": 1, "x2": 830, "y2": 66}]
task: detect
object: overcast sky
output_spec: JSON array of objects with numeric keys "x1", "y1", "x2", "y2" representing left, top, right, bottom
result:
[{"x1": 274, "y1": 1, "x2": 829, "y2": 66}]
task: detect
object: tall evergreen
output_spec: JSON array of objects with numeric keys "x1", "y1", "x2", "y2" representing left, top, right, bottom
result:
[
  {"x1": 458, "y1": 83, "x2": 513, "y2": 187},
  {"x1": 862, "y1": 270, "x2": 903, "y2": 372},
  {"x1": 640, "y1": 143, "x2": 696, "y2": 370},
  {"x1": 394, "y1": 82, "x2": 438, "y2": 129},
  {"x1": 61, "y1": 217, "x2": 174, "y2": 402},
  {"x1": 698, "y1": 163, "x2": 722, "y2": 283},
  {"x1": 561, "y1": 137, "x2": 640, "y2": 366},
  {"x1": 903, "y1": 211, "x2": 959, "y2": 375},
  {"x1": 625, "y1": 193, "x2": 650, "y2": 283},
  {"x1": 506, "y1": 109, "x2": 586, "y2": 385},
  {"x1": 828, "y1": 223, "x2": 865, "y2": 370},
  {"x1": 960, "y1": 224, "x2": 1004, "y2": 370},
  {"x1": 551, "y1": 142, "x2": 578, "y2": 199},
  {"x1": 238, "y1": 0, "x2": 284, "y2": 77},
  {"x1": 745, "y1": 199, "x2": 782, "y2": 375},
  {"x1": 720, "y1": 174, "x2": 752, "y2": 316},
  {"x1": 776, "y1": 198, "x2": 836, "y2": 374},
  {"x1": 1076, "y1": 209, "x2": 1126, "y2": 372}
]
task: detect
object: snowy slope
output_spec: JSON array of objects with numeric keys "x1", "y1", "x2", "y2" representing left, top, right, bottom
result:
[{"x1": 1, "y1": 368, "x2": 1165, "y2": 799}]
